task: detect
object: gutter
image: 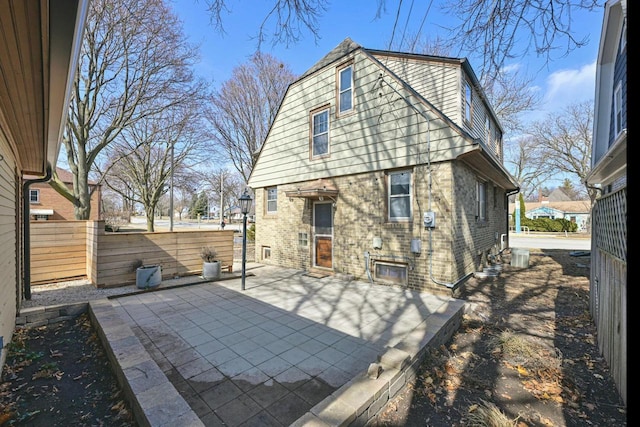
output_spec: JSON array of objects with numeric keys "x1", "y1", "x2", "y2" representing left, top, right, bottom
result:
[{"x1": 23, "y1": 163, "x2": 52, "y2": 300}]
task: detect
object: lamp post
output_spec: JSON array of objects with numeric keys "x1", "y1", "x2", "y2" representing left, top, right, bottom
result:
[{"x1": 238, "y1": 189, "x2": 253, "y2": 291}]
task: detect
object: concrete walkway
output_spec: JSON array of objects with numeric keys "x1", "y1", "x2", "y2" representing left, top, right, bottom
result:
[{"x1": 89, "y1": 264, "x2": 465, "y2": 426}]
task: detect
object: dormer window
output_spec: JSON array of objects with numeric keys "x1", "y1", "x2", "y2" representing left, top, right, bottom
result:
[{"x1": 337, "y1": 63, "x2": 353, "y2": 114}]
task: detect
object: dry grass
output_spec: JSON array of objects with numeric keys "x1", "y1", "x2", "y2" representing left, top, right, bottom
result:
[{"x1": 465, "y1": 400, "x2": 518, "y2": 427}]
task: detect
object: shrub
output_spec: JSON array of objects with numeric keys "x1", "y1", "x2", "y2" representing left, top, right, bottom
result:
[{"x1": 200, "y1": 246, "x2": 218, "y2": 262}]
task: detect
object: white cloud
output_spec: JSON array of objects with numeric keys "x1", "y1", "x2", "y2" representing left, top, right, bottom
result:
[{"x1": 543, "y1": 61, "x2": 596, "y2": 112}]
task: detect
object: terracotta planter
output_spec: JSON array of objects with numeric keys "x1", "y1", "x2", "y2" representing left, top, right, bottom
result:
[
  {"x1": 136, "y1": 265, "x2": 161, "y2": 289},
  {"x1": 202, "y1": 261, "x2": 221, "y2": 280}
]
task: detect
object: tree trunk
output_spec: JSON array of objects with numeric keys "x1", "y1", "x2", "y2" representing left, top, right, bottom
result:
[{"x1": 145, "y1": 209, "x2": 155, "y2": 232}]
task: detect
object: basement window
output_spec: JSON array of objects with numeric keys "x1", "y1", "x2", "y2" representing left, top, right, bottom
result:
[
  {"x1": 374, "y1": 261, "x2": 408, "y2": 286},
  {"x1": 262, "y1": 246, "x2": 271, "y2": 260}
]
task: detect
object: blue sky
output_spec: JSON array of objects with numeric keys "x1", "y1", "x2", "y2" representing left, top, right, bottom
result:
[{"x1": 171, "y1": 0, "x2": 605, "y2": 123}]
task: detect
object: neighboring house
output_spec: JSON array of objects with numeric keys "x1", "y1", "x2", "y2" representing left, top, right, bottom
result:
[
  {"x1": 248, "y1": 38, "x2": 519, "y2": 294},
  {"x1": 26, "y1": 168, "x2": 102, "y2": 221},
  {"x1": 586, "y1": 0, "x2": 627, "y2": 404},
  {"x1": 0, "y1": 1, "x2": 88, "y2": 372},
  {"x1": 508, "y1": 200, "x2": 591, "y2": 231}
]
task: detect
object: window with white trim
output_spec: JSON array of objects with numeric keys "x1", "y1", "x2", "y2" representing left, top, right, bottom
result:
[
  {"x1": 29, "y1": 189, "x2": 40, "y2": 203},
  {"x1": 388, "y1": 170, "x2": 412, "y2": 221},
  {"x1": 476, "y1": 181, "x2": 487, "y2": 221},
  {"x1": 485, "y1": 116, "x2": 491, "y2": 148},
  {"x1": 464, "y1": 80, "x2": 473, "y2": 125},
  {"x1": 338, "y1": 64, "x2": 353, "y2": 113},
  {"x1": 311, "y1": 108, "x2": 330, "y2": 158},
  {"x1": 620, "y1": 23, "x2": 626, "y2": 52},
  {"x1": 266, "y1": 187, "x2": 277, "y2": 214},
  {"x1": 614, "y1": 82, "x2": 623, "y2": 135}
]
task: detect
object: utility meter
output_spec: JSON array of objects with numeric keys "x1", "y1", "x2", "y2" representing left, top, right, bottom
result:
[{"x1": 424, "y1": 211, "x2": 436, "y2": 228}]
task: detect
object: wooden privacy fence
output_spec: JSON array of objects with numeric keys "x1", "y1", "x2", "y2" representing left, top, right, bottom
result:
[
  {"x1": 30, "y1": 221, "x2": 87, "y2": 283},
  {"x1": 31, "y1": 220, "x2": 235, "y2": 288}
]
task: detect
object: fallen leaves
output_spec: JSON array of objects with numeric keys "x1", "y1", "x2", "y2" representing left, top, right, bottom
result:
[{"x1": 0, "y1": 313, "x2": 137, "y2": 426}]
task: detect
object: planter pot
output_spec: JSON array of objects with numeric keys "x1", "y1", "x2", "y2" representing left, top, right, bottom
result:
[
  {"x1": 202, "y1": 261, "x2": 221, "y2": 280},
  {"x1": 136, "y1": 265, "x2": 162, "y2": 289}
]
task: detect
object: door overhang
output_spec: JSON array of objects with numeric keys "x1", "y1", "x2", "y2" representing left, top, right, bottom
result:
[{"x1": 285, "y1": 179, "x2": 338, "y2": 202}]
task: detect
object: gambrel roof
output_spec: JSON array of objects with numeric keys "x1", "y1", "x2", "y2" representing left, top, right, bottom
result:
[{"x1": 248, "y1": 38, "x2": 518, "y2": 192}]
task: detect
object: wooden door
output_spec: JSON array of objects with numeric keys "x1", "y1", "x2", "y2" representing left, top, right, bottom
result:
[{"x1": 313, "y1": 202, "x2": 333, "y2": 269}]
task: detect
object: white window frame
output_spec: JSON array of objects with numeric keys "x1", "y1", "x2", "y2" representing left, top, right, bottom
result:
[
  {"x1": 485, "y1": 115, "x2": 491, "y2": 148},
  {"x1": 338, "y1": 64, "x2": 353, "y2": 114},
  {"x1": 266, "y1": 187, "x2": 277, "y2": 214},
  {"x1": 29, "y1": 189, "x2": 40, "y2": 203},
  {"x1": 620, "y1": 22, "x2": 626, "y2": 52},
  {"x1": 388, "y1": 170, "x2": 412, "y2": 221},
  {"x1": 614, "y1": 82, "x2": 623, "y2": 136},
  {"x1": 464, "y1": 80, "x2": 473, "y2": 125},
  {"x1": 476, "y1": 181, "x2": 487, "y2": 221},
  {"x1": 311, "y1": 108, "x2": 330, "y2": 158}
]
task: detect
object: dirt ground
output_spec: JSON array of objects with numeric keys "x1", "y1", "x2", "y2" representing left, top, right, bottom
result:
[
  {"x1": 372, "y1": 249, "x2": 627, "y2": 427},
  {"x1": 0, "y1": 249, "x2": 627, "y2": 426},
  {"x1": 0, "y1": 313, "x2": 137, "y2": 426}
]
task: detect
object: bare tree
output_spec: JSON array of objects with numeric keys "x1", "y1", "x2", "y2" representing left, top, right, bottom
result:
[
  {"x1": 438, "y1": 0, "x2": 601, "y2": 78},
  {"x1": 505, "y1": 135, "x2": 555, "y2": 200},
  {"x1": 203, "y1": 0, "x2": 329, "y2": 48},
  {"x1": 206, "y1": 52, "x2": 296, "y2": 183},
  {"x1": 102, "y1": 102, "x2": 205, "y2": 231},
  {"x1": 53, "y1": 0, "x2": 206, "y2": 219},
  {"x1": 528, "y1": 100, "x2": 596, "y2": 204}
]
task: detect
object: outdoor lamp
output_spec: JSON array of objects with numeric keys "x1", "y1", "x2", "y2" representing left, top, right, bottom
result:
[
  {"x1": 239, "y1": 189, "x2": 253, "y2": 290},
  {"x1": 239, "y1": 189, "x2": 252, "y2": 215}
]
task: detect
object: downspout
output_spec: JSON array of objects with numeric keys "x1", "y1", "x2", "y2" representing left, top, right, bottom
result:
[
  {"x1": 23, "y1": 163, "x2": 52, "y2": 300},
  {"x1": 504, "y1": 188, "x2": 520, "y2": 253}
]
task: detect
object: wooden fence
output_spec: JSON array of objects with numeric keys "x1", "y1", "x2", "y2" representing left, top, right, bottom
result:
[
  {"x1": 30, "y1": 221, "x2": 87, "y2": 283},
  {"x1": 31, "y1": 220, "x2": 235, "y2": 288}
]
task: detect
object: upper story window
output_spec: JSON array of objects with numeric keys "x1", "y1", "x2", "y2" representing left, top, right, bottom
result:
[
  {"x1": 484, "y1": 116, "x2": 491, "y2": 148},
  {"x1": 388, "y1": 170, "x2": 412, "y2": 221},
  {"x1": 266, "y1": 187, "x2": 277, "y2": 214},
  {"x1": 311, "y1": 107, "x2": 330, "y2": 158},
  {"x1": 464, "y1": 80, "x2": 473, "y2": 125},
  {"x1": 338, "y1": 64, "x2": 353, "y2": 114},
  {"x1": 614, "y1": 82, "x2": 623, "y2": 135},
  {"x1": 29, "y1": 189, "x2": 40, "y2": 203},
  {"x1": 476, "y1": 180, "x2": 487, "y2": 221}
]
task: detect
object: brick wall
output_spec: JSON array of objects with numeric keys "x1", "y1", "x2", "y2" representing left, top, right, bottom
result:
[
  {"x1": 253, "y1": 161, "x2": 509, "y2": 294},
  {"x1": 29, "y1": 182, "x2": 101, "y2": 221}
]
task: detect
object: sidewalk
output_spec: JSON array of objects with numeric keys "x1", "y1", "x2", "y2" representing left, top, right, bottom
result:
[{"x1": 90, "y1": 263, "x2": 465, "y2": 426}]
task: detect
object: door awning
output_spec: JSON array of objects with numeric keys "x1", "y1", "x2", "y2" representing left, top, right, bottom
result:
[{"x1": 285, "y1": 179, "x2": 339, "y2": 201}]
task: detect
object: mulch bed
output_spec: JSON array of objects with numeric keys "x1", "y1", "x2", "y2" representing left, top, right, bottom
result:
[
  {"x1": 371, "y1": 249, "x2": 627, "y2": 426},
  {"x1": 0, "y1": 313, "x2": 137, "y2": 426}
]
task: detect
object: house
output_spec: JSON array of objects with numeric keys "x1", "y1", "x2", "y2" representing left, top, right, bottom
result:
[
  {"x1": 0, "y1": 1, "x2": 89, "y2": 372},
  {"x1": 27, "y1": 168, "x2": 102, "y2": 221},
  {"x1": 508, "y1": 200, "x2": 591, "y2": 231},
  {"x1": 247, "y1": 38, "x2": 519, "y2": 294},
  {"x1": 585, "y1": 0, "x2": 627, "y2": 404}
]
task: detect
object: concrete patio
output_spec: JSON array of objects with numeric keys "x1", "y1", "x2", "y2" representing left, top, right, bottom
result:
[{"x1": 87, "y1": 263, "x2": 465, "y2": 426}]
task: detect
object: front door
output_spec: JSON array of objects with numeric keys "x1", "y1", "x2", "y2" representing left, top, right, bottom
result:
[{"x1": 313, "y1": 202, "x2": 333, "y2": 269}]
